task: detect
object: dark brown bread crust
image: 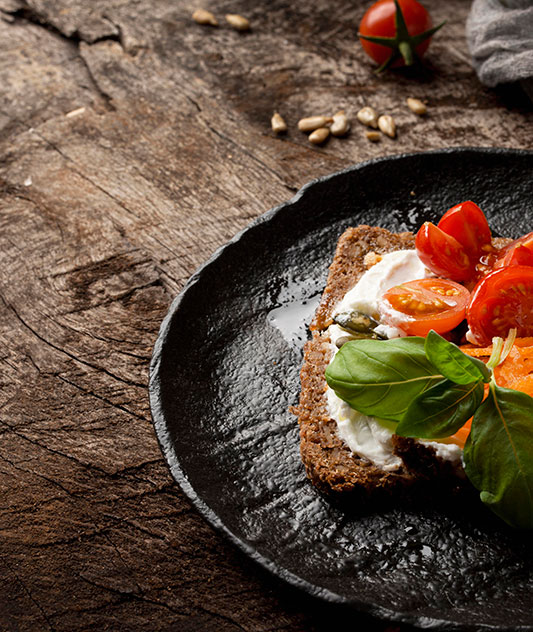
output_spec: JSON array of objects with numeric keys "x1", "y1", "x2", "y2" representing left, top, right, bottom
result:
[{"x1": 296, "y1": 226, "x2": 467, "y2": 503}]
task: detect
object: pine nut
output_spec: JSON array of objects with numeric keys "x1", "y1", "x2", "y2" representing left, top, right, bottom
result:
[
  {"x1": 271, "y1": 112, "x2": 287, "y2": 134},
  {"x1": 192, "y1": 9, "x2": 218, "y2": 26},
  {"x1": 225, "y1": 14, "x2": 250, "y2": 31},
  {"x1": 365, "y1": 131, "x2": 381, "y2": 142},
  {"x1": 330, "y1": 110, "x2": 350, "y2": 137},
  {"x1": 308, "y1": 127, "x2": 330, "y2": 144},
  {"x1": 407, "y1": 97, "x2": 427, "y2": 115},
  {"x1": 65, "y1": 107, "x2": 86, "y2": 118},
  {"x1": 378, "y1": 114, "x2": 396, "y2": 138},
  {"x1": 356, "y1": 106, "x2": 378, "y2": 129},
  {"x1": 298, "y1": 116, "x2": 333, "y2": 132}
]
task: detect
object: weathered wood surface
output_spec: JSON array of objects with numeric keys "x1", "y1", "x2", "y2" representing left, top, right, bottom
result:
[{"x1": 0, "y1": 0, "x2": 531, "y2": 629}]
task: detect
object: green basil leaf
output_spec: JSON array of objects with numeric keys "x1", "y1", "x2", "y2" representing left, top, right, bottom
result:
[
  {"x1": 464, "y1": 384, "x2": 533, "y2": 529},
  {"x1": 325, "y1": 337, "x2": 442, "y2": 422},
  {"x1": 424, "y1": 330, "x2": 491, "y2": 384},
  {"x1": 396, "y1": 378, "x2": 484, "y2": 439}
]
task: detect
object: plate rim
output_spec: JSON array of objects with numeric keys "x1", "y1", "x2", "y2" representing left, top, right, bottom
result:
[{"x1": 149, "y1": 146, "x2": 533, "y2": 631}]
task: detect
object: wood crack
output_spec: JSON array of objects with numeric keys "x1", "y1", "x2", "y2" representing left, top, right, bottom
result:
[
  {"x1": 77, "y1": 45, "x2": 117, "y2": 111},
  {"x1": 1, "y1": 115, "x2": 141, "y2": 225},
  {"x1": 46, "y1": 251, "x2": 146, "y2": 279},
  {"x1": 202, "y1": 120, "x2": 298, "y2": 194},
  {"x1": 100, "y1": 529, "x2": 146, "y2": 597},
  {"x1": 60, "y1": 278, "x2": 164, "y2": 315},
  {"x1": 2, "y1": 3, "x2": 119, "y2": 110},
  {"x1": 57, "y1": 324, "x2": 152, "y2": 356},
  {"x1": 75, "y1": 573, "x2": 189, "y2": 617},
  {"x1": 30, "y1": 129, "x2": 141, "y2": 217},
  {"x1": 101, "y1": 512, "x2": 171, "y2": 542},
  {"x1": 185, "y1": 95, "x2": 202, "y2": 113},
  {"x1": 0, "y1": 291, "x2": 147, "y2": 389},
  {"x1": 4, "y1": 3, "x2": 120, "y2": 44},
  {"x1": 3, "y1": 558, "x2": 57, "y2": 631},
  {"x1": 56, "y1": 374, "x2": 148, "y2": 423},
  {"x1": 0, "y1": 451, "x2": 78, "y2": 497},
  {"x1": 57, "y1": 323, "x2": 152, "y2": 361},
  {"x1": 0, "y1": 417, "x2": 114, "y2": 477}
]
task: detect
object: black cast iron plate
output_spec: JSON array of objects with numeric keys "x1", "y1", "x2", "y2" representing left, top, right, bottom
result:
[{"x1": 149, "y1": 148, "x2": 533, "y2": 631}]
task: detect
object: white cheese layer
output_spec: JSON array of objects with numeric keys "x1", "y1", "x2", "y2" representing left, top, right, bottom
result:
[{"x1": 326, "y1": 249, "x2": 463, "y2": 471}]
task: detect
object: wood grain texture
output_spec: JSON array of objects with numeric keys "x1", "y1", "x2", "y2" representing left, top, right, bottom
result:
[{"x1": 0, "y1": 0, "x2": 531, "y2": 629}]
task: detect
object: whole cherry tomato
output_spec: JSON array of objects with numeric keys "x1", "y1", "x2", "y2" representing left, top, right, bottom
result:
[
  {"x1": 467, "y1": 266, "x2": 533, "y2": 346},
  {"x1": 415, "y1": 222, "x2": 472, "y2": 281},
  {"x1": 380, "y1": 278, "x2": 470, "y2": 337},
  {"x1": 358, "y1": 0, "x2": 443, "y2": 71}
]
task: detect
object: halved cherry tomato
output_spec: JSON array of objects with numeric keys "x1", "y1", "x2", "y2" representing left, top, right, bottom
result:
[
  {"x1": 358, "y1": 0, "x2": 438, "y2": 70},
  {"x1": 494, "y1": 232, "x2": 533, "y2": 268},
  {"x1": 380, "y1": 278, "x2": 470, "y2": 336},
  {"x1": 415, "y1": 222, "x2": 472, "y2": 281},
  {"x1": 467, "y1": 266, "x2": 533, "y2": 346},
  {"x1": 437, "y1": 201, "x2": 492, "y2": 261}
]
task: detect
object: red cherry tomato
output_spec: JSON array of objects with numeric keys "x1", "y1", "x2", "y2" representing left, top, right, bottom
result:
[
  {"x1": 415, "y1": 222, "x2": 472, "y2": 281},
  {"x1": 467, "y1": 266, "x2": 533, "y2": 346},
  {"x1": 494, "y1": 232, "x2": 533, "y2": 268},
  {"x1": 437, "y1": 201, "x2": 492, "y2": 261},
  {"x1": 380, "y1": 278, "x2": 470, "y2": 337},
  {"x1": 358, "y1": 0, "x2": 434, "y2": 67}
]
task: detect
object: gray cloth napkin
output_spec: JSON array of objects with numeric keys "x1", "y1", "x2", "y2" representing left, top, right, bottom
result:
[{"x1": 467, "y1": 0, "x2": 533, "y2": 87}]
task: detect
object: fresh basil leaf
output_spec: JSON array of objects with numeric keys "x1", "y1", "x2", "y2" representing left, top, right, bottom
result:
[
  {"x1": 396, "y1": 378, "x2": 484, "y2": 439},
  {"x1": 464, "y1": 384, "x2": 533, "y2": 529},
  {"x1": 424, "y1": 330, "x2": 491, "y2": 384},
  {"x1": 325, "y1": 337, "x2": 442, "y2": 422}
]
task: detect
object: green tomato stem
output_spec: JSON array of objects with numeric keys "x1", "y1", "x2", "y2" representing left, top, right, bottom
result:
[{"x1": 398, "y1": 41, "x2": 414, "y2": 66}]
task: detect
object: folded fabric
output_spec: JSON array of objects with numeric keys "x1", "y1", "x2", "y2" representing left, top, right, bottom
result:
[{"x1": 467, "y1": 0, "x2": 533, "y2": 87}]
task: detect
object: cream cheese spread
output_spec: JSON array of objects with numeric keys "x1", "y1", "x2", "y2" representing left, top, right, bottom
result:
[
  {"x1": 326, "y1": 387, "x2": 403, "y2": 471},
  {"x1": 334, "y1": 249, "x2": 431, "y2": 338},
  {"x1": 326, "y1": 249, "x2": 463, "y2": 470}
]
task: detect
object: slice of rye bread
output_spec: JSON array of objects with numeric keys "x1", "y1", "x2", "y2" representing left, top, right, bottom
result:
[{"x1": 295, "y1": 225, "x2": 470, "y2": 505}]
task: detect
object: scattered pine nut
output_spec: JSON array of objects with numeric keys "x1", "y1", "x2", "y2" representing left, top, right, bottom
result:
[
  {"x1": 225, "y1": 14, "x2": 250, "y2": 31},
  {"x1": 309, "y1": 127, "x2": 330, "y2": 144},
  {"x1": 407, "y1": 97, "x2": 427, "y2": 115},
  {"x1": 65, "y1": 106, "x2": 86, "y2": 118},
  {"x1": 330, "y1": 110, "x2": 350, "y2": 137},
  {"x1": 271, "y1": 112, "x2": 287, "y2": 134},
  {"x1": 365, "y1": 130, "x2": 381, "y2": 142},
  {"x1": 356, "y1": 106, "x2": 378, "y2": 129},
  {"x1": 298, "y1": 116, "x2": 333, "y2": 132},
  {"x1": 378, "y1": 114, "x2": 396, "y2": 138},
  {"x1": 192, "y1": 8, "x2": 218, "y2": 26}
]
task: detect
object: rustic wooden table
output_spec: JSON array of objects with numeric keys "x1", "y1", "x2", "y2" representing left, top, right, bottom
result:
[{"x1": 1, "y1": 0, "x2": 532, "y2": 630}]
